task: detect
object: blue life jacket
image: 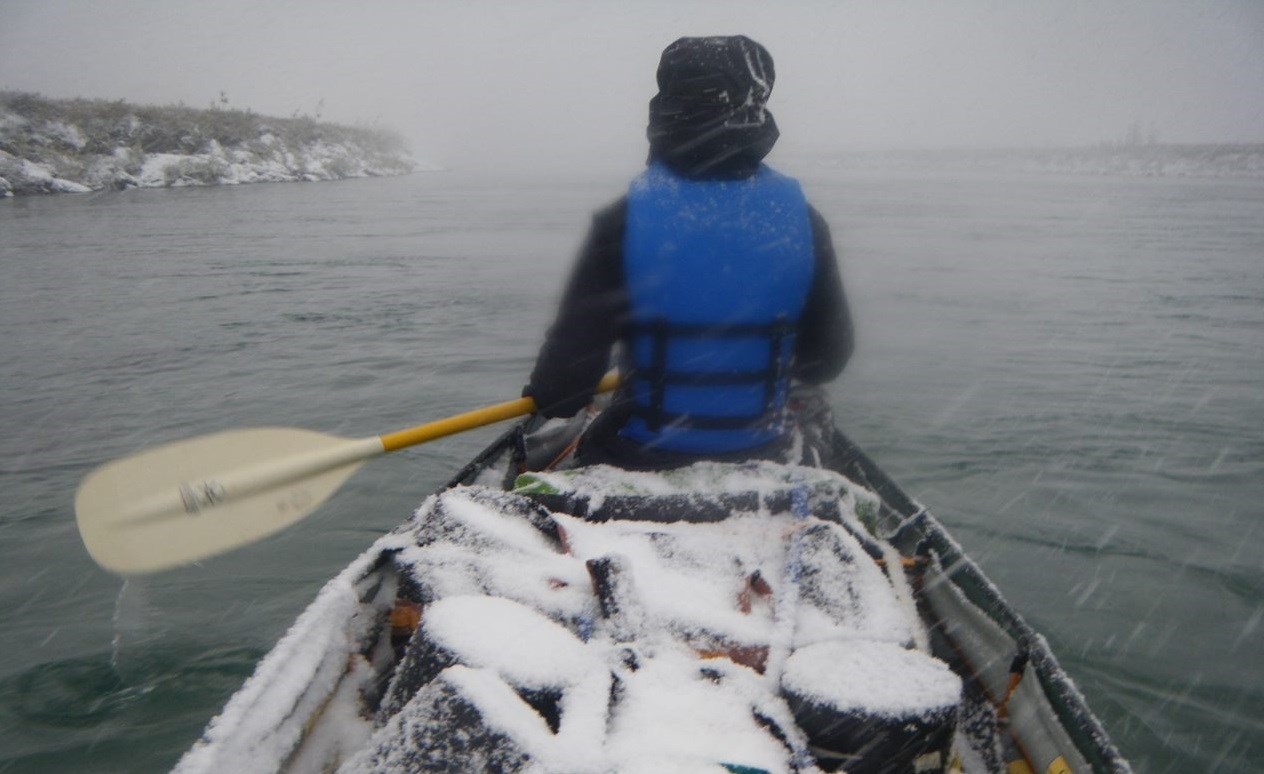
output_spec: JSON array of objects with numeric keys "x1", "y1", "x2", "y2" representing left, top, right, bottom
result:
[{"x1": 619, "y1": 162, "x2": 815, "y2": 453}]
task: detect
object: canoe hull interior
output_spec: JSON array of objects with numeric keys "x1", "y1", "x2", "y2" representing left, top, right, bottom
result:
[{"x1": 172, "y1": 415, "x2": 1130, "y2": 774}]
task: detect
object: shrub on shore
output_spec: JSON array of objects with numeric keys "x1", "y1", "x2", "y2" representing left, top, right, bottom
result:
[{"x1": 0, "y1": 91, "x2": 417, "y2": 195}]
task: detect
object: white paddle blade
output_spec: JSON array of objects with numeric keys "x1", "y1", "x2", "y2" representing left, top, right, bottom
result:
[{"x1": 75, "y1": 428, "x2": 382, "y2": 575}]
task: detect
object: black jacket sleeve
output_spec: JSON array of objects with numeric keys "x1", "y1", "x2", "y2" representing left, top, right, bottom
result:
[
  {"x1": 525, "y1": 198, "x2": 629, "y2": 418},
  {"x1": 794, "y1": 205, "x2": 854, "y2": 383}
]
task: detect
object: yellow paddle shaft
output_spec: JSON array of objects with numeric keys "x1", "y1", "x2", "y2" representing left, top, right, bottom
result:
[{"x1": 378, "y1": 372, "x2": 619, "y2": 453}]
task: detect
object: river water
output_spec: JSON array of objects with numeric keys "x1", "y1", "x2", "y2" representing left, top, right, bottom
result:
[{"x1": 0, "y1": 161, "x2": 1260, "y2": 772}]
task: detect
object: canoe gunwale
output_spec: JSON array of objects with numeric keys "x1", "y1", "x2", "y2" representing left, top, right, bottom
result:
[{"x1": 828, "y1": 428, "x2": 1131, "y2": 773}]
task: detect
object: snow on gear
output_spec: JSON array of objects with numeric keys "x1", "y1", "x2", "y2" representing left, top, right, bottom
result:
[{"x1": 170, "y1": 410, "x2": 1132, "y2": 774}]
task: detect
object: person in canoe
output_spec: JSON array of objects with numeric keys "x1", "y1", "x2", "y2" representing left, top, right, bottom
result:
[{"x1": 526, "y1": 35, "x2": 853, "y2": 470}]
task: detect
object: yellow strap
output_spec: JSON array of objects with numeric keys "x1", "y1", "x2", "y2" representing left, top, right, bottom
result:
[
  {"x1": 1046, "y1": 757, "x2": 1072, "y2": 774},
  {"x1": 1006, "y1": 754, "x2": 1072, "y2": 774}
]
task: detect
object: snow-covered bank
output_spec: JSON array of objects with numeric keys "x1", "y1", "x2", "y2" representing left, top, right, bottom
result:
[
  {"x1": 0, "y1": 92, "x2": 428, "y2": 197},
  {"x1": 818, "y1": 143, "x2": 1264, "y2": 179}
]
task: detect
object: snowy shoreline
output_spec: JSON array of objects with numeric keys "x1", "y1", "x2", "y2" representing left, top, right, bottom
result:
[
  {"x1": 0, "y1": 92, "x2": 427, "y2": 197},
  {"x1": 0, "y1": 139, "x2": 426, "y2": 197},
  {"x1": 815, "y1": 143, "x2": 1264, "y2": 179}
]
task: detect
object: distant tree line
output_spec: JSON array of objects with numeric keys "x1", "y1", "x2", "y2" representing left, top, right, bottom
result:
[{"x1": 0, "y1": 90, "x2": 410, "y2": 161}]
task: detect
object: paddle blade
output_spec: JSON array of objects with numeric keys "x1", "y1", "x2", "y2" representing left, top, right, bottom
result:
[{"x1": 75, "y1": 428, "x2": 379, "y2": 575}]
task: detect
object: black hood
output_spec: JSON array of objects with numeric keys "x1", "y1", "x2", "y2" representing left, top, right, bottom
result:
[{"x1": 647, "y1": 35, "x2": 779, "y2": 180}]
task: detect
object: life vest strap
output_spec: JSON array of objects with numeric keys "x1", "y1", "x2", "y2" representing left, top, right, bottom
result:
[
  {"x1": 626, "y1": 320, "x2": 795, "y2": 338},
  {"x1": 650, "y1": 370, "x2": 771, "y2": 386},
  {"x1": 628, "y1": 316, "x2": 795, "y2": 432},
  {"x1": 628, "y1": 408, "x2": 778, "y2": 432}
]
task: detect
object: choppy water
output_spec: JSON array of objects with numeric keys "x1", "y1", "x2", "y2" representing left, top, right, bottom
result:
[{"x1": 1, "y1": 162, "x2": 1261, "y2": 772}]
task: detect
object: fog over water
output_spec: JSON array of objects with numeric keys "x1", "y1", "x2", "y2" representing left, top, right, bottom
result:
[{"x1": 2, "y1": 0, "x2": 1263, "y2": 170}]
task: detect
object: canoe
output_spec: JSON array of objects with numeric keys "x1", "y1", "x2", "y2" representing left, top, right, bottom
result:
[{"x1": 171, "y1": 400, "x2": 1131, "y2": 774}]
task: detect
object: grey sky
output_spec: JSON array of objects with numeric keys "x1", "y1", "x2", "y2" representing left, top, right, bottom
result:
[{"x1": 2, "y1": 0, "x2": 1262, "y2": 170}]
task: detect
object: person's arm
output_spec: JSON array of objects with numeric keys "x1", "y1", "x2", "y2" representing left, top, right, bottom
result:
[
  {"x1": 794, "y1": 205, "x2": 854, "y2": 383},
  {"x1": 525, "y1": 199, "x2": 629, "y2": 417}
]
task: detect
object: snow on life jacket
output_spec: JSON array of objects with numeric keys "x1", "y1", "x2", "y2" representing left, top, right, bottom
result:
[{"x1": 620, "y1": 162, "x2": 814, "y2": 454}]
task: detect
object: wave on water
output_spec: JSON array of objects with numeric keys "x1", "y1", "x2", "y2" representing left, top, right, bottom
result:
[{"x1": 0, "y1": 645, "x2": 263, "y2": 773}]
